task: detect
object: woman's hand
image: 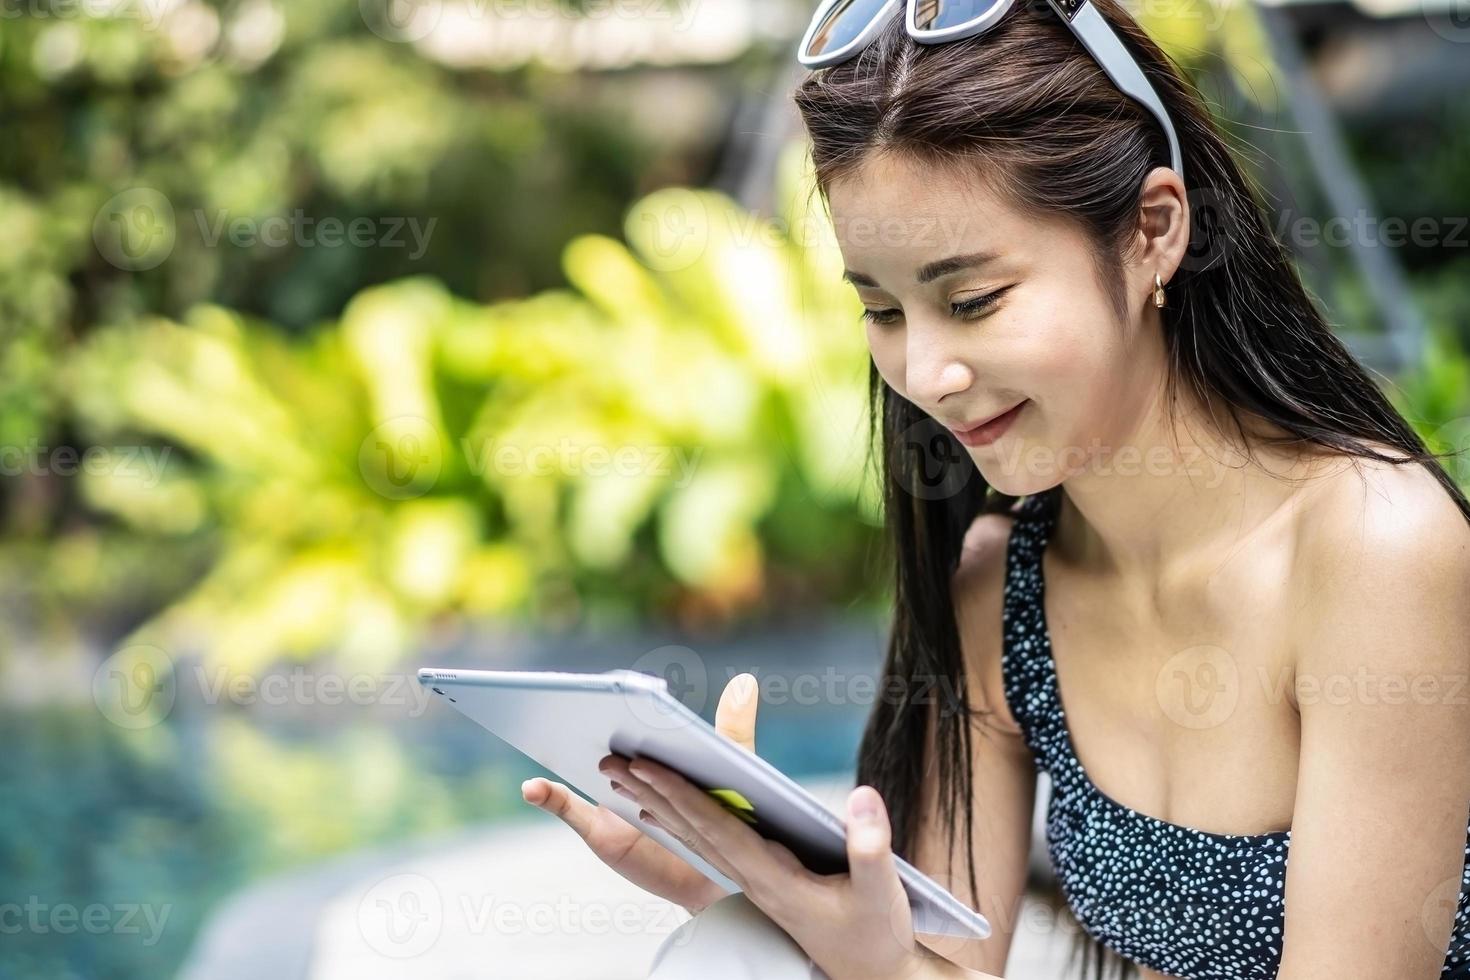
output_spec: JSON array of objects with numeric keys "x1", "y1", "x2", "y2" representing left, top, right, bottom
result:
[
  {"x1": 520, "y1": 672, "x2": 761, "y2": 915},
  {"x1": 600, "y1": 751, "x2": 936, "y2": 980}
]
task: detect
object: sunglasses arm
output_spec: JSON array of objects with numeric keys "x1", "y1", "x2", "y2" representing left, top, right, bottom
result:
[{"x1": 1048, "y1": 0, "x2": 1186, "y2": 182}]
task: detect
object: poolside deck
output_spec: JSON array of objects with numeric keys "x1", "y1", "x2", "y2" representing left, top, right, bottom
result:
[{"x1": 180, "y1": 774, "x2": 1073, "y2": 979}]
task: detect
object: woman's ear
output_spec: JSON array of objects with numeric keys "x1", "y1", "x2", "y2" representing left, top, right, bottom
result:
[{"x1": 1130, "y1": 166, "x2": 1191, "y2": 290}]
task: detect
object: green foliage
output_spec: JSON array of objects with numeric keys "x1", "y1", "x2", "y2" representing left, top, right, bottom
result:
[
  {"x1": 6, "y1": 0, "x2": 1469, "y2": 671},
  {"x1": 59, "y1": 143, "x2": 880, "y2": 670},
  {"x1": 1386, "y1": 318, "x2": 1470, "y2": 492},
  {"x1": 0, "y1": 0, "x2": 659, "y2": 454}
]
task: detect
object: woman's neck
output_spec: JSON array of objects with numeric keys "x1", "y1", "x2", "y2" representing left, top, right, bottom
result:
[{"x1": 1051, "y1": 382, "x2": 1321, "y2": 586}]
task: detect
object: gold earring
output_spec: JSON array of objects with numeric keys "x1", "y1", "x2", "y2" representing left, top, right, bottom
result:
[{"x1": 1153, "y1": 272, "x2": 1167, "y2": 309}]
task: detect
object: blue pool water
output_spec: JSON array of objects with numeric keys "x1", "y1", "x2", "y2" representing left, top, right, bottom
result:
[{"x1": 1, "y1": 620, "x2": 883, "y2": 979}]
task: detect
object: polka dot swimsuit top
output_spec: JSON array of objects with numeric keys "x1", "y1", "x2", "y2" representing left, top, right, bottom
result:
[{"x1": 999, "y1": 490, "x2": 1470, "y2": 980}]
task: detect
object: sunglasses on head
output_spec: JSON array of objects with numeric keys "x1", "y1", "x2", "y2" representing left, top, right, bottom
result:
[{"x1": 796, "y1": 0, "x2": 1184, "y2": 182}]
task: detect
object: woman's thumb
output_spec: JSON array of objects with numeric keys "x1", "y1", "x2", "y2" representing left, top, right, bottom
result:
[
  {"x1": 845, "y1": 785, "x2": 904, "y2": 907},
  {"x1": 715, "y1": 672, "x2": 759, "y2": 753}
]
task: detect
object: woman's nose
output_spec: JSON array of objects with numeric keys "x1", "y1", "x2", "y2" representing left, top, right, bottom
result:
[{"x1": 906, "y1": 351, "x2": 974, "y2": 410}]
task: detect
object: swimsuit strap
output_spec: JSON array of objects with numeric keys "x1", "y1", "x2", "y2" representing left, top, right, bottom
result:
[{"x1": 999, "y1": 490, "x2": 1067, "y2": 774}]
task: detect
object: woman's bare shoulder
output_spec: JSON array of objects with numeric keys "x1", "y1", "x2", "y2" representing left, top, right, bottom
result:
[
  {"x1": 1279, "y1": 443, "x2": 1470, "y2": 736},
  {"x1": 1288, "y1": 446, "x2": 1470, "y2": 639},
  {"x1": 1293, "y1": 445, "x2": 1470, "y2": 565},
  {"x1": 950, "y1": 503, "x2": 1028, "y2": 739}
]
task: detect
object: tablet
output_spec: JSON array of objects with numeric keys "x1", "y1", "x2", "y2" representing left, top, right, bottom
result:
[{"x1": 417, "y1": 665, "x2": 991, "y2": 941}]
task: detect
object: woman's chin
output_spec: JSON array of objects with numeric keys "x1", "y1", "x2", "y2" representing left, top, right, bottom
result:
[
  {"x1": 975, "y1": 464, "x2": 1037, "y2": 498},
  {"x1": 973, "y1": 447, "x2": 1060, "y2": 498}
]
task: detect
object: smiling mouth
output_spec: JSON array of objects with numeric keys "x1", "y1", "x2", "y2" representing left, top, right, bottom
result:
[
  {"x1": 955, "y1": 403, "x2": 1020, "y2": 431},
  {"x1": 948, "y1": 400, "x2": 1027, "y2": 447}
]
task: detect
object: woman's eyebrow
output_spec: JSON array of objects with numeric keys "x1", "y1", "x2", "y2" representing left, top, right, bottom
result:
[
  {"x1": 915, "y1": 250, "x2": 1003, "y2": 284},
  {"x1": 842, "y1": 250, "x2": 1003, "y2": 288}
]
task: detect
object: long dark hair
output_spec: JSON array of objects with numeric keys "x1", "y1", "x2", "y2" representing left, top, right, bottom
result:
[{"x1": 791, "y1": 2, "x2": 1470, "y2": 977}]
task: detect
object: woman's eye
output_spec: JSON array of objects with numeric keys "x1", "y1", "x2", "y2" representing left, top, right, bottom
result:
[
  {"x1": 861, "y1": 288, "x2": 1011, "y2": 326},
  {"x1": 860, "y1": 308, "x2": 902, "y2": 326},
  {"x1": 952, "y1": 288, "x2": 1009, "y2": 320}
]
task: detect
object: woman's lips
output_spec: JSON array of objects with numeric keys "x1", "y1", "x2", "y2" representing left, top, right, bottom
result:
[{"x1": 949, "y1": 400, "x2": 1027, "y2": 447}]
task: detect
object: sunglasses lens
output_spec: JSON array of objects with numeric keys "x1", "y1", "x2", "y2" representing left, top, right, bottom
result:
[
  {"x1": 803, "y1": 0, "x2": 892, "y2": 61},
  {"x1": 912, "y1": 0, "x2": 1005, "y2": 32}
]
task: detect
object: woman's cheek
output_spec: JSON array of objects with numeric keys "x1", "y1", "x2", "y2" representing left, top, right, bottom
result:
[
  {"x1": 866, "y1": 330, "x2": 905, "y2": 397},
  {"x1": 999, "y1": 347, "x2": 1089, "y2": 484}
]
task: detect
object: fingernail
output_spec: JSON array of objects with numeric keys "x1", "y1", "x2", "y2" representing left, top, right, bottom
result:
[
  {"x1": 628, "y1": 760, "x2": 651, "y2": 781},
  {"x1": 850, "y1": 786, "x2": 880, "y2": 820}
]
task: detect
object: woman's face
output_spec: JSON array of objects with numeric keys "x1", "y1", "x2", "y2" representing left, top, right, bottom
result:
[{"x1": 825, "y1": 151, "x2": 1167, "y2": 497}]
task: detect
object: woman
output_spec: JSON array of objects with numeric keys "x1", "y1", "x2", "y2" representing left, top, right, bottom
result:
[{"x1": 521, "y1": 0, "x2": 1470, "y2": 976}]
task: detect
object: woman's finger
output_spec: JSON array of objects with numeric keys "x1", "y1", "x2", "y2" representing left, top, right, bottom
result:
[
  {"x1": 600, "y1": 755, "x2": 678, "y2": 817},
  {"x1": 628, "y1": 755, "x2": 821, "y2": 907},
  {"x1": 636, "y1": 810, "x2": 711, "y2": 863},
  {"x1": 843, "y1": 785, "x2": 911, "y2": 945},
  {"x1": 637, "y1": 802, "x2": 749, "y2": 891},
  {"x1": 715, "y1": 672, "x2": 759, "y2": 753},
  {"x1": 523, "y1": 777, "x2": 726, "y2": 913},
  {"x1": 526, "y1": 776, "x2": 666, "y2": 865},
  {"x1": 523, "y1": 777, "x2": 600, "y2": 837},
  {"x1": 602, "y1": 757, "x2": 746, "y2": 883}
]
